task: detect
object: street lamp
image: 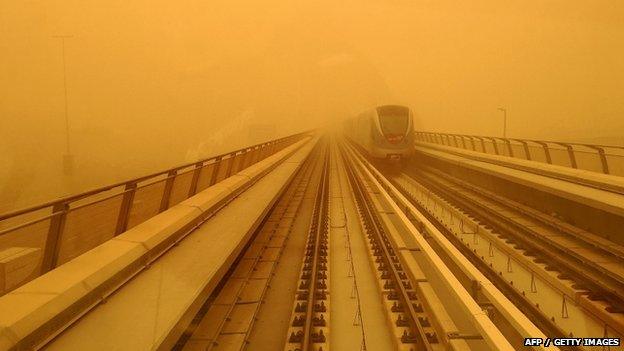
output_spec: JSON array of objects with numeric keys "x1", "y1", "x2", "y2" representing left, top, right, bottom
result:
[
  {"x1": 52, "y1": 35, "x2": 74, "y2": 174},
  {"x1": 497, "y1": 107, "x2": 507, "y2": 138}
]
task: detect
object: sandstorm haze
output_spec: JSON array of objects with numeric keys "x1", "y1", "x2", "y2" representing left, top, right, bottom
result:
[{"x1": 1, "y1": 0, "x2": 623, "y2": 212}]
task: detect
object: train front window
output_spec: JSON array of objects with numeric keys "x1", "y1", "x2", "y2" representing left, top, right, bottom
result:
[{"x1": 377, "y1": 106, "x2": 409, "y2": 135}]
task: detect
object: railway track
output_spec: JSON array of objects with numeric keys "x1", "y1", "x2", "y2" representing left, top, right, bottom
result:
[
  {"x1": 176, "y1": 137, "x2": 571, "y2": 351},
  {"x1": 413, "y1": 166, "x2": 624, "y2": 309},
  {"x1": 389, "y1": 163, "x2": 624, "y2": 345},
  {"x1": 285, "y1": 144, "x2": 330, "y2": 351},
  {"x1": 340, "y1": 140, "x2": 528, "y2": 351},
  {"x1": 340, "y1": 143, "x2": 441, "y2": 350}
]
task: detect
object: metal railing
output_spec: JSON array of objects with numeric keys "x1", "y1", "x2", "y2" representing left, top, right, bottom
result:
[
  {"x1": 0, "y1": 131, "x2": 311, "y2": 294},
  {"x1": 415, "y1": 132, "x2": 624, "y2": 177}
]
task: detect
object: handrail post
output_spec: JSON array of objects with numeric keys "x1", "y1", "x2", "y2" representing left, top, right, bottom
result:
[
  {"x1": 460, "y1": 135, "x2": 467, "y2": 149},
  {"x1": 258, "y1": 143, "x2": 268, "y2": 161},
  {"x1": 248, "y1": 147, "x2": 258, "y2": 167},
  {"x1": 596, "y1": 147, "x2": 610, "y2": 174},
  {"x1": 265, "y1": 141, "x2": 272, "y2": 156},
  {"x1": 254, "y1": 145, "x2": 263, "y2": 164},
  {"x1": 226, "y1": 152, "x2": 237, "y2": 177},
  {"x1": 209, "y1": 157, "x2": 222, "y2": 186},
  {"x1": 468, "y1": 136, "x2": 476, "y2": 151},
  {"x1": 240, "y1": 149, "x2": 251, "y2": 170},
  {"x1": 251, "y1": 146, "x2": 261, "y2": 165},
  {"x1": 516, "y1": 140, "x2": 531, "y2": 160},
  {"x1": 557, "y1": 143, "x2": 578, "y2": 168},
  {"x1": 159, "y1": 170, "x2": 177, "y2": 212},
  {"x1": 474, "y1": 136, "x2": 486, "y2": 152},
  {"x1": 534, "y1": 141, "x2": 553, "y2": 164},
  {"x1": 188, "y1": 162, "x2": 204, "y2": 197},
  {"x1": 503, "y1": 139, "x2": 514, "y2": 157},
  {"x1": 115, "y1": 182, "x2": 137, "y2": 235},
  {"x1": 486, "y1": 137, "x2": 500, "y2": 155},
  {"x1": 249, "y1": 146, "x2": 258, "y2": 166},
  {"x1": 568, "y1": 145, "x2": 578, "y2": 168},
  {"x1": 41, "y1": 203, "x2": 69, "y2": 273},
  {"x1": 587, "y1": 145, "x2": 610, "y2": 174}
]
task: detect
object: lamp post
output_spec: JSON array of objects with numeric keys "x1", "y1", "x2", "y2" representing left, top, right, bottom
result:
[
  {"x1": 53, "y1": 35, "x2": 74, "y2": 174},
  {"x1": 497, "y1": 107, "x2": 507, "y2": 138}
]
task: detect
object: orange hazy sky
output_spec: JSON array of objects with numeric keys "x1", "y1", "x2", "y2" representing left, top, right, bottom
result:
[{"x1": 1, "y1": 0, "x2": 623, "y2": 209}]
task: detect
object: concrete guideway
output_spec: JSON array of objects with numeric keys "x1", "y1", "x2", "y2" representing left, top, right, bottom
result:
[
  {"x1": 3, "y1": 132, "x2": 619, "y2": 351},
  {"x1": 0, "y1": 135, "x2": 319, "y2": 351},
  {"x1": 342, "y1": 140, "x2": 550, "y2": 351},
  {"x1": 392, "y1": 172, "x2": 624, "y2": 345}
]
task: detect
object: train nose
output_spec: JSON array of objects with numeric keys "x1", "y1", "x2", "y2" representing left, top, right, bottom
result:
[{"x1": 385, "y1": 134, "x2": 404, "y2": 144}]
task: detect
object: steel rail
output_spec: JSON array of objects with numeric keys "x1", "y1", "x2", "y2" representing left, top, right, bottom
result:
[
  {"x1": 302, "y1": 149, "x2": 329, "y2": 351},
  {"x1": 285, "y1": 142, "x2": 330, "y2": 351},
  {"x1": 339, "y1": 142, "x2": 435, "y2": 350}
]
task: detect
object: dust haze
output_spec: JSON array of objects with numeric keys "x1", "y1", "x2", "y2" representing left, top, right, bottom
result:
[{"x1": 1, "y1": 0, "x2": 623, "y2": 212}]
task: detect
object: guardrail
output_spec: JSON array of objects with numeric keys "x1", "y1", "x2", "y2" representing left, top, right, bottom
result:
[
  {"x1": 415, "y1": 132, "x2": 624, "y2": 177},
  {"x1": 0, "y1": 131, "x2": 312, "y2": 294}
]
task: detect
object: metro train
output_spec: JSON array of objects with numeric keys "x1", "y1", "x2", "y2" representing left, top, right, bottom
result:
[{"x1": 344, "y1": 105, "x2": 414, "y2": 161}]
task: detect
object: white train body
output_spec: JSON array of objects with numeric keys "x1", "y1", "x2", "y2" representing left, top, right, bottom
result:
[{"x1": 344, "y1": 105, "x2": 414, "y2": 160}]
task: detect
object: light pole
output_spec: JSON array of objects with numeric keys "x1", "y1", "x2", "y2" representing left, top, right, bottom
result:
[
  {"x1": 52, "y1": 35, "x2": 74, "y2": 174},
  {"x1": 497, "y1": 107, "x2": 507, "y2": 138}
]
